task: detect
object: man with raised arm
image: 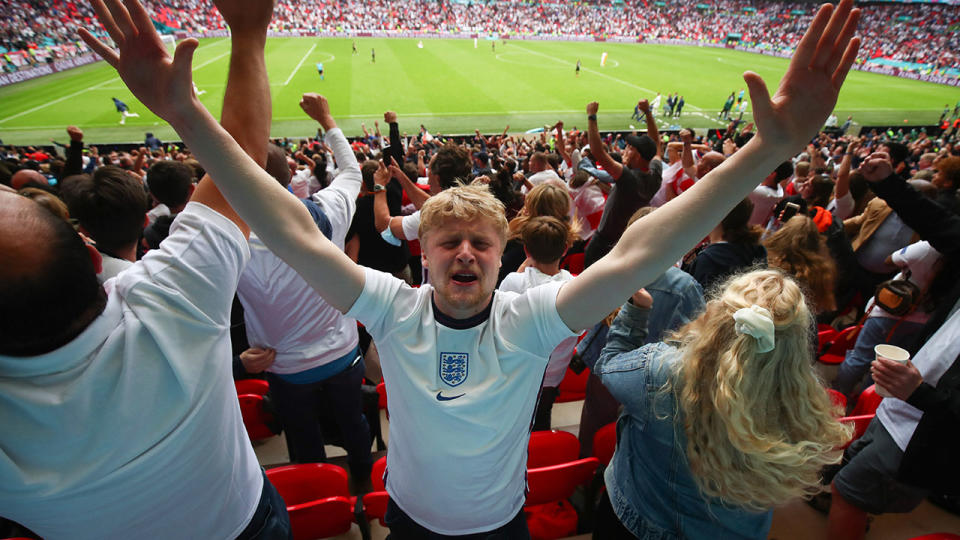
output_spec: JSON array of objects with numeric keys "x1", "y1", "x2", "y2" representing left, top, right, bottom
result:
[
  {"x1": 0, "y1": 1, "x2": 291, "y2": 538},
  {"x1": 79, "y1": 0, "x2": 859, "y2": 536},
  {"x1": 236, "y1": 94, "x2": 373, "y2": 481},
  {"x1": 582, "y1": 97, "x2": 662, "y2": 268}
]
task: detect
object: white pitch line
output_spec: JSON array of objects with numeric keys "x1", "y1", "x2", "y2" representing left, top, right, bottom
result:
[
  {"x1": 0, "y1": 77, "x2": 118, "y2": 124},
  {"x1": 284, "y1": 43, "x2": 317, "y2": 86},
  {"x1": 511, "y1": 44, "x2": 657, "y2": 95},
  {"x1": 192, "y1": 50, "x2": 231, "y2": 71},
  {"x1": 0, "y1": 41, "x2": 231, "y2": 125}
]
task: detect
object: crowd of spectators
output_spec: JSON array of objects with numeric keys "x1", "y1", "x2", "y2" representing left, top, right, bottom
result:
[
  {"x1": 3, "y1": 0, "x2": 960, "y2": 538},
  {"x1": 3, "y1": 0, "x2": 958, "y2": 76}
]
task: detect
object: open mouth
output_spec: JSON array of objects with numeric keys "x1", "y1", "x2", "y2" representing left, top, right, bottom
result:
[{"x1": 452, "y1": 273, "x2": 478, "y2": 284}]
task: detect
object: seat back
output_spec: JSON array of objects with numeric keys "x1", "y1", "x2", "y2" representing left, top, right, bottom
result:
[
  {"x1": 556, "y1": 366, "x2": 589, "y2": 403},
  {"x1": 528, "y1": 430, "x2": 580, "y2": 468},
  {"x1": 287, "y1": 496, "x2": 355, "y2": 540},
  {"x1": 852, "y1": 384, "x2": 883, "y2": 416},
  {"x1": 362, "y1": 490, "x2": 390, "y2": 526},
  {"x1": 371, "y1": 456, "x2": 387, "y2": 491},
  {"x1": 235, "y1": 378, "x2": 269, "y2": 396},
  {"x1": 238, "y1": 393, "x2": 277, "y2": 441},
  {"x1": 827, "y1": 388, "x2": 848, "y2": 411},
  {"x1": 592, "y1": 422, "x2": 617, "y2": 466},
  {"x1": 526, "y1": 458, "x2": 601, "y2": 506},
  {"x1": 827, "y1": 325, "x2": 861, "y2": 356},
  {"x1": 266, "y1": 463, "x2": 349, "y2": 506}
]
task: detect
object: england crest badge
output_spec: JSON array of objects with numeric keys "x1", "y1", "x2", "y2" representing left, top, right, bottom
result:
[{"x1": 439, "y1": 352, "x2": 468, "y2": 387}]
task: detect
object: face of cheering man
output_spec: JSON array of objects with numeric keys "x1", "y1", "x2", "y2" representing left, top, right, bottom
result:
[{"x1": 421, "y1": 217, "x2": 503, "y2": 320}]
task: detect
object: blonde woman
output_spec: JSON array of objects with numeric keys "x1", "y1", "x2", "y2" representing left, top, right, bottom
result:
[
  {"x1": 594, "y1": 269, "x2": 850, "y2": 538},
  {"x1": 764, "y1": 215, "x2": 838, "y2": 314}
]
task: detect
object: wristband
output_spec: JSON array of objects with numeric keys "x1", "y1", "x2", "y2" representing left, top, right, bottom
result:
[{"x1": 588, "y1": 114, "x2": 597, "y2": 121}]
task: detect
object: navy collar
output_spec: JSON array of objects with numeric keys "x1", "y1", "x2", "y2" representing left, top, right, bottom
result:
[{"x1": 432, "y1": 294, "x2": 494, "y2": 329}]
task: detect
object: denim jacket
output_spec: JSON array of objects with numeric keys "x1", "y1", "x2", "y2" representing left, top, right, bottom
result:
[{"x1": 595, "y1": 301, "x2": 772, "y2": 539}]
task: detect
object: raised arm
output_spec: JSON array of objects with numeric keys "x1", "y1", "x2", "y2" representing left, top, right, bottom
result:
[
  {"x1": 80, "y1": 0, "x2": 364, "y2": 313},
  {"x1": 586, "y1": 101, "x2": 629, "y2": 180},
  {"x1": 190, "y1": 0, "x2": 277, "y2": 235},
  {"x1": 557, "y1": 0, "x2": 860, "y2": 331}
]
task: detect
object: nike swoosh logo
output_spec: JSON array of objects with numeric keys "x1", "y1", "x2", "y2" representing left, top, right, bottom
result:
[{"x1": 436, "y1": 391, "x2": 465, "y2": 401}]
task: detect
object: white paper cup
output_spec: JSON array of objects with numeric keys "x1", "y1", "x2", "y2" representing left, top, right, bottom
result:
[{"x1": 874, "y1": 344, "x2": 910, "y2": 398}]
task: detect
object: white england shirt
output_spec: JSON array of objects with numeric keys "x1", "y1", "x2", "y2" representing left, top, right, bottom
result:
[{"x1": 347, "y1": 268, "x2": 576, "y2": 534}]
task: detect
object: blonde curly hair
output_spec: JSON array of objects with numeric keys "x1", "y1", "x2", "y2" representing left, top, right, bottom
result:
[{"x1": 669, "y1": 269, "x2": 851, "y2": 510}]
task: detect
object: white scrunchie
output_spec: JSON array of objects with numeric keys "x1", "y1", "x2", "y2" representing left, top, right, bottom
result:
[{"x1": 733, "y1": 305, "x2": 776, "y2": 353}]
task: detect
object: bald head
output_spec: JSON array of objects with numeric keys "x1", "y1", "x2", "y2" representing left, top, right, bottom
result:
[
  {"x1": 0, "y1": 192, "x2": 104, "y2": 356},
  {"x1": 11, "y1": 169, "x2": 47, "y2": 190},
  {"x1": 696, "y1": 151, "x2": 725, "y2": 179}
]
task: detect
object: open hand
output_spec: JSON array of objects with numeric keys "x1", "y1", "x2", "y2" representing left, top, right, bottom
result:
[
  {"x1": 744, "y1": 0, "x2": 860, "y2": 151},
  {"x1": 79, "y1": 0, "x2": 198, "y2": 125}
]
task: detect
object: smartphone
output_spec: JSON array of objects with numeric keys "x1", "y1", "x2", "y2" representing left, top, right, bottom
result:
[{"x1": 782, "y1": 202, "x2": 801, "y2": 222}]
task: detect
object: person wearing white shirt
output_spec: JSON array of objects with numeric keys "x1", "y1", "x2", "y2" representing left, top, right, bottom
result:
[{"x1": 84, "y1": 2, "x2": 861, "y2": 534}]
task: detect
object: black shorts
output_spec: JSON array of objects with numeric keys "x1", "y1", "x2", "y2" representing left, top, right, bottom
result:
[{"x1": 833, "y1": 419, "x2": 928, "y2": 514}]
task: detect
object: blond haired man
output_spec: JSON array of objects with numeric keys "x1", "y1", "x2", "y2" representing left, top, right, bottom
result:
[{"x1": 80, "y1": 0, "x2": 860, "y2": 535}]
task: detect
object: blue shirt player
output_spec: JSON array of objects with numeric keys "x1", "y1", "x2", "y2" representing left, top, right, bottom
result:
[
  {"x1": 112, "y1": 97, "x2": 140, "y2": 125},
  {"x1": 316, "y1": 62, "x2": 324, "y2": 81}
]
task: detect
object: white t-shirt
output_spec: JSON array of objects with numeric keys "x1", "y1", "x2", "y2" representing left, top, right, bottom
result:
[
  {"x1": 97, "y1": 252, "x2": 133, "y2": 284},
  {"x1": 239, "y1": 128, "x2": 362, "y2": 373},
  {"x1": 0, "y1": 203, "x2": 261, "y2": 539},
  {"x1": 347, "y1": 268, "x2": 575, "y2": 534},
  {"x1": 747, "y1": 183, "x2": 784, "y2": 226},
  {"x1": 499, "y1": 268, "x2": 580, "y2": 387},
  {"x1": 146, "y1": 202, "x2": 170, "y2": 225},
  {"x1": 399, "y1": 209, "x2": 421, "y2": 241},
  {"x1": 523, "y1": 169, "x2": 563, "y2": 194}
]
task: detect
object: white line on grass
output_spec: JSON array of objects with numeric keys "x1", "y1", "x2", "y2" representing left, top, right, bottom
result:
[
  {"x1": 284, "y1": 43, "x2": 317, "y2": 86},
  {"x1": 193, "y1": 50, "x2": 231, "y2": 71},
  {"x1": 0, "y1": 77, "x2": 117, "y2": 124},
  {"x1": 0, "y1": 41, "x2": 230, "y2": 125}
]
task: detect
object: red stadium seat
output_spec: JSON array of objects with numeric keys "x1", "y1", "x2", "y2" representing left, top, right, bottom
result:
[
  {"x1": 526, "y1": 458, "x2": 599, "y2": 505},
  {"x1": 371, "y1": 456, "x2": 387, "y2": 491},
  {"x1": 556, "y1": 366, "x2": 589, "y2": 403},
  {"x1": 560, "y1": 252, "x2": 585, "y2": 275},
  {"x1": 851, "y1": 384, "x2": 883, "y2": 416},
  {"x1": 592, "y1": 422, "x2": 618, "y2": 467},
  {"x1": 235, "y1": 378, "x2": 269, "y2": 396},
  {"x1": 818, "y1": 325, "x2": 862, "y2": 365},
  {"x1": 363, "y1": 457, "x2": 390, "y2": 527},
  {"x1": 528, "y1": 430, "x2": 580, "y2": 468},
  {"x1": 266, "y1": 463, "x2": 357, "y2": 540},
  {"x1": 910, "y1": 535, "x2": 960, "y2": 540},
  {"x1": 237, "y1": 393, "x2": 278, "y2": 441},
  {"x1": 827, "y1": 388, "x2": 848, "y2": 411}
]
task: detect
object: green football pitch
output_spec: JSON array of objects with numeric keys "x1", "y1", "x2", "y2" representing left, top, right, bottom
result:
[{"x1": 1, "y1": 37, "x2": 956, "y2": 145}]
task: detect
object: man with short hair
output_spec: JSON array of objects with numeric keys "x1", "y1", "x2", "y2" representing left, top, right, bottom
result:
[
  {"x1": 583, "y1": 98, "x2": 662, "y2": 268},
  {"x1": 237, "y1": 94, "x2": 373, "y2": 480},
  {"x1": 82, "y1": 0, "x2": 860, "y2": 535},
  {"x1": 60, "y1": 166, "x2": 150, "y2": 281},
  {"x1": 0, "y1": 1, "x2": 291, "y2": 537}
]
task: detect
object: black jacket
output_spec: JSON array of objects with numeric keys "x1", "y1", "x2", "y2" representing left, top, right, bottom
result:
[{"x1": 873, "y1": 173, "x2": 960, "y2": 495}]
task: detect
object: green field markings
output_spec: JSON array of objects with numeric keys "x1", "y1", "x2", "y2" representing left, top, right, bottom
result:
[{"x1": 283, "y1": 43, "x2": 318, "y2": 86}]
